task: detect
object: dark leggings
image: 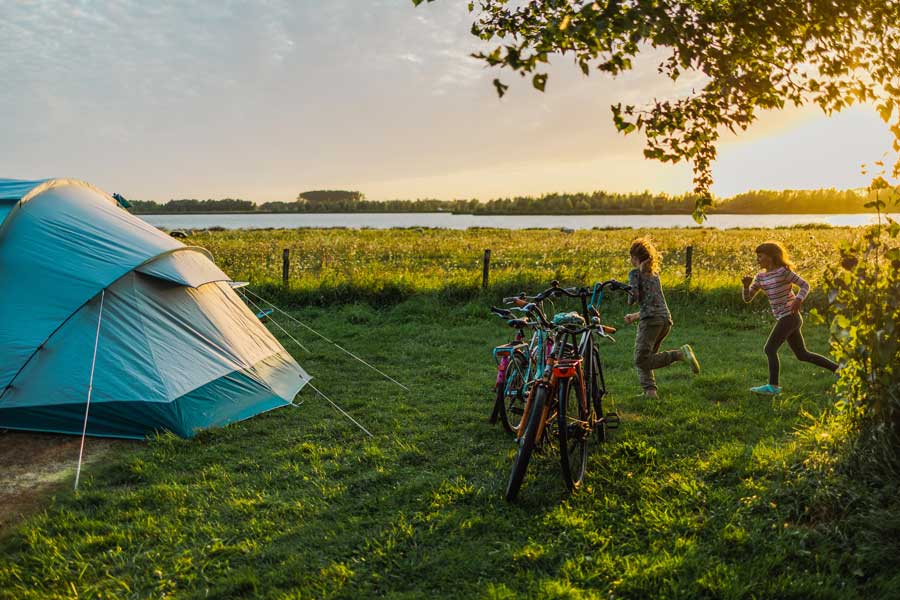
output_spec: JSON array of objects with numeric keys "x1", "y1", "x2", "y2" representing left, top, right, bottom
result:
[{"x1": 765, "y1": 313, "x2": 838, "y2": 385}]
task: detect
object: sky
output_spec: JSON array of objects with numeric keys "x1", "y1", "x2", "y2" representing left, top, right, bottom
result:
[{"x1": 0, "y1": 1, "x2": 894, "y2": 203}]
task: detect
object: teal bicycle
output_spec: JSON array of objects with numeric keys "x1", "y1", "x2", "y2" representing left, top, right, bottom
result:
[{"x1": 489, "y1": 304, "x2": 551, "y2": 435}]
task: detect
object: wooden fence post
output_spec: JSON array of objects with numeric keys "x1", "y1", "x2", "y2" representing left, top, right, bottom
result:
[
  {"x1": 282, "y1": 248, "x2": 290, "y2": 287},
  {"x1": 685, "y1": 245, "x2": 693, "y2": 281},
  {"x1": 482, "y1": 249, "x2": 491, "y2": 289}
]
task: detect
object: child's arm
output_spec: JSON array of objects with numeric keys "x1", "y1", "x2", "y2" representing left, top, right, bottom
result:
[
  {"x1": 787, "y1": 271, "x2": 810, "y2": 312},
  {"x1": 742, "y1": 275, "x2": 760, "y2": 302},
  {"x1": 624, "y1": 312, "x2": 640, "y2": 325},
  {"x1": 627, "y1": 268, "x2": 640, "y2": 305}
]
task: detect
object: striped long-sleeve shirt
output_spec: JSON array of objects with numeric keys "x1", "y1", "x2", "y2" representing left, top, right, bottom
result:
[{"x1": 743, "y1": 266, "x2": 810, "y2": 319}]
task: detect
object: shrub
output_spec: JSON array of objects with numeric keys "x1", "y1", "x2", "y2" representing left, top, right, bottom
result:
[{"x1": 817, "y1": 195, "x2": 900, "y2": 455}]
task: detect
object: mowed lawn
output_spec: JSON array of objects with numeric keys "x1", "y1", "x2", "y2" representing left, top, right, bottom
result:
[{"x1": 2, "y1": 294, "x2": 882, "y2": 600}]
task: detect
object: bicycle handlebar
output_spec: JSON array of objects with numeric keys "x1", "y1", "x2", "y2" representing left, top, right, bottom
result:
[
  {"x1": 490, "y1": 305, "x2": 541, "y2": 330},
  {"x1": 490, "y1": 306, "x2": 514, "y2": 319},
  {"x1": 496, "y1": 279, "x2": 631, "y2": 333},
  {"x1": 513, "y1": 279, "x2": 632, "y2": 304}
]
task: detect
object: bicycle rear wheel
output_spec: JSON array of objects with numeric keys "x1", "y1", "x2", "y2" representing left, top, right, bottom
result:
[
  {"x1": 498, "y1": 351, "x2": 527, "y2": 435},
  {"x1": 505, "y1": 386, "x2": 547, "y2": 502},
  {"x1": 558, "y1": 375, "x2": 589, "y2": 492}
]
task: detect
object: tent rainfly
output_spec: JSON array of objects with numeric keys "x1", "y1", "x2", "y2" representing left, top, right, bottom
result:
[{"x1": 0, "y1": 178, "x2": 308, "y2": 439}]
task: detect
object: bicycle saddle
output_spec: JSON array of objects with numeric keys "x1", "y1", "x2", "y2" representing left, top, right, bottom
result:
[{"x1": 551, "y1": 311, "x2": 586, "y2": 327}]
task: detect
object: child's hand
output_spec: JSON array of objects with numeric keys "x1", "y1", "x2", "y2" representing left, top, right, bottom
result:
[
  {"x1": 788, "y1": 297, "x2": 803, "y2": 313},
  {"x1": 624, "y1": 312, "x2": 639, "y2": 325},
  {"x1": 741, "y1": 275, "x2": 753, "y2": 287}
]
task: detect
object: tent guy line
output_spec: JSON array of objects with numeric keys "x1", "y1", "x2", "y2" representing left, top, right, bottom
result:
[
  {"x1": 74, "y1": 289, "x2": 105, "y2": 492},
  {"x1": 293, "y1": 382, "x2": 374, "y2": 438},
  {"x1": 235, "y1": 290, "x2": 375, "y2": 438},
  {"x1": 242, "y1": 288, "x2": 410, "y2": 392},
  {"x1": 239, "y1": 289, "x2": 311, "y2": 354}
]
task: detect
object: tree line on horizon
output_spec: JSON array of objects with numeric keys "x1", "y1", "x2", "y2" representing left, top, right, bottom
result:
[{"x1": 127, "y1": 188, "x2": 881, "y2": 215}]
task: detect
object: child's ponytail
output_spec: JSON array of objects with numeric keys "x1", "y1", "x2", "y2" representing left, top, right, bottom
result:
[
  {"x1": 630, "y1": 237, "x2": 661, "y2": 274},
  {"x1": 756, "y1": 241, "x2": 795, "y2": 271}
]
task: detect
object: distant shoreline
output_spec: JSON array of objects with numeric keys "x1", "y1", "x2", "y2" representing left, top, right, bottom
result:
[{"x1": 131, "y1": 209, "x2": 884, "y2": 216}]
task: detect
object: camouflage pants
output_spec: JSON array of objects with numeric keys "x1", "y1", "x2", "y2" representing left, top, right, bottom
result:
[{"x1": 634, "y1": 316, "x2": 679, "y2": 391}]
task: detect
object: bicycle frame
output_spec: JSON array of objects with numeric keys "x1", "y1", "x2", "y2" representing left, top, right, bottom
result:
[
  {"x1": 514, "y1": 327, "x2": 584, "y2": 441},
  {"x1": 491, "y1": 318, "x2": 551, "y2": 404}
]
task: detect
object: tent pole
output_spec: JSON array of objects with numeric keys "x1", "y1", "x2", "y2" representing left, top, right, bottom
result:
[{"x1": 74, "y1": 290, "x2": 105, "y2": 492}]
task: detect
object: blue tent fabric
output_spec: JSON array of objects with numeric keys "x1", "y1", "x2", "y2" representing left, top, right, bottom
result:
[
  {"x1": 0, "y1": 179, "x2": 50, "y2": 229},
  {"x1": 0, "y1": 178, "x2": 308, "y2": 439},
  {"x1": 0, "y1": 178, "x2": 51, "y2": 201}
]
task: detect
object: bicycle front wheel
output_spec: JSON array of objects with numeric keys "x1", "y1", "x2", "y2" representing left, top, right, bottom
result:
[
  {"x1": 589, "y1": 349, "x2": 608, "y2": 443},
  {"x1": 558, "y1": 375, "x2": 589, "y2": 492},
  {"x1": 505, "y1": 386, "x2": 547, "y2": 502},
  {"x1": 498, "y1": 350, "x2": 527, "y2": 435}
]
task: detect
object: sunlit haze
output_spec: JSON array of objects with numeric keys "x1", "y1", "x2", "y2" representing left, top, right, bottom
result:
[{"x1": 1, "y1": 2, "x2": 893, "y2": 202}]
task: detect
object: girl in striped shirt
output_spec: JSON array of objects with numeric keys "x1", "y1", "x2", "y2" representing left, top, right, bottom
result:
[{"x1": 742, "y1": 241, "x2": 837, "y2": 395}]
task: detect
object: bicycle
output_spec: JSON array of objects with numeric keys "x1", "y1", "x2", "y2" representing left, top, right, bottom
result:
[
  {"x1": 501, "y1": 279, "x2": 631, "y2": 501},
  {"x1": 488, "y1": 306, "x2": 550, "y2": 435}
]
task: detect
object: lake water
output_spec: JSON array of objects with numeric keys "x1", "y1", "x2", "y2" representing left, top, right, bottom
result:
[{"x1": 140, "y1": 212, "x2": 900, "y2": 231}]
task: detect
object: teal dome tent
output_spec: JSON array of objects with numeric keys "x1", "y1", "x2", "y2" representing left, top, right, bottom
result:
[{"x1": 0, "y1": 178, "x2": 308, "y2": 439}]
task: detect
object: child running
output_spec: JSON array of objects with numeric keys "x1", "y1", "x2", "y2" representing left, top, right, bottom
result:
[
  {"x1": 624, "y1": 237, "x2": 700, "y2": 398},
  {"x1": 742, "y1": 241, "x2": 838, "y2": 395}
]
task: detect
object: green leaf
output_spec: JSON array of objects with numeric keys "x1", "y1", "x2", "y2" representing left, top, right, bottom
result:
[
  {"x1": 691, "y1": 206, "x2": 707, "y2": 224},
  {"x1": 808, "y1": 308, "x2": 825, "y2": 325},
  {"x1": 492, "y1": 78, "x2": 509, "y2": 98},
  {"x1": 532, "y1": 73, "x2": 548, "y2": 92},
  {"x1": 869, "y1": 176, "x2": 891, "y2": 191},
  {"x1": 888, "y1": 220, "x2": 900, "y2": 238}
]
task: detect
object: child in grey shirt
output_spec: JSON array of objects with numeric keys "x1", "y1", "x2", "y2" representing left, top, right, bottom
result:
[{"x1": 624, "y1": 237, "x2": 700, "y2": 397}]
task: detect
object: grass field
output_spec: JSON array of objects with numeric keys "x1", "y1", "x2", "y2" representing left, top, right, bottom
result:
[
  {"x1": 2, "y1": 227, "x2": 898, "y2": 599},
  {"x1": 192, "y1": 226, "x2": 856, "y2": 306}
]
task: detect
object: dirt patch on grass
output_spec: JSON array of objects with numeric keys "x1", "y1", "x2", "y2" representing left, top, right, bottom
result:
[{"x1": 0, "y1": 431, "x2": 135, "y2": 535}]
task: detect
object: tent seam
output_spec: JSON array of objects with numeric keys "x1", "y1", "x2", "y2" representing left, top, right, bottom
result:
[{"x1": 131, "y1": 272, "x2": 175, "y2": 402}]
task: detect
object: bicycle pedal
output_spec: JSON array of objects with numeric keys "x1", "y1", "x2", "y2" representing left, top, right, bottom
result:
[{"x1": 605, "y1": 412, "x2": 620, "y2": 429}]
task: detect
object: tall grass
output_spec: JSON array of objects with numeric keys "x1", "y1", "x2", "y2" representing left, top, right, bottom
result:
[{"x1": 191, "y1": 227, "x2": 856, "y2": 307}]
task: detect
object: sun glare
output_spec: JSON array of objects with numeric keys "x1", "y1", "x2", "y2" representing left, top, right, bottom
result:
[{"x1": 712, "y1": 104, "x2": 894, "y2": 197}]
